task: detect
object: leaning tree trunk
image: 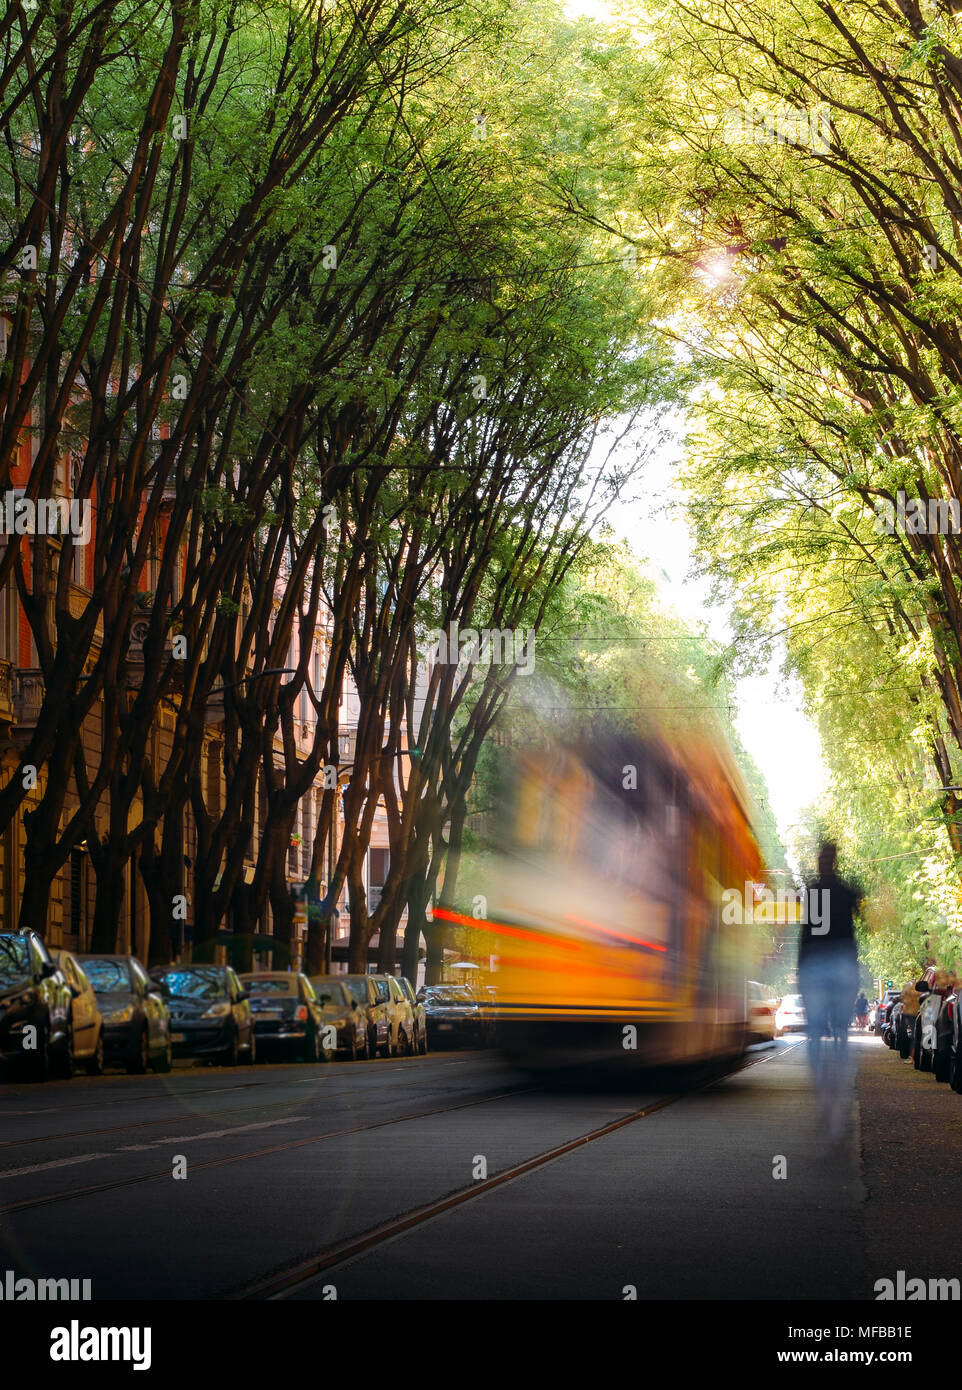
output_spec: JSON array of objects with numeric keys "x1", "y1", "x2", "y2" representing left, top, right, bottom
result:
[{"x1": 402, "y1": 871, "x2": 433, "y2": 983}]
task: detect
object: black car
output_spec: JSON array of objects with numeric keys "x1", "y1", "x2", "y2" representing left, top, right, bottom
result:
[
  {"x1": 949, "y1": 994, "x2": 962, "y2": 1094},
  {"x1": 78, "y1": 954, "x2": 172, "y2": 1074},
  {"x1": 239, "y1": 972, "x2": 330, "y2": 1062},
  {"x1": 310, "y1": 976, "x2": 369, "y2": 1059},
  {"x1": 149, "y1": 964, "x2": 255, "y2": 1066},
  {"x1": 420, "y1": 985, "x2": 487, "y2": 1049},
  {"x1": 877, "y1": 987, "x2": 902, "y2": 1036},
  {"x1": 0, "y1": 930, "x2": 72, "y2": 1081}
]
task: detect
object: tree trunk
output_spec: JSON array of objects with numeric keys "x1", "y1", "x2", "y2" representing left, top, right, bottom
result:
[{"x1": 402, "y1": 873, "x2": 431, "y2": 982}]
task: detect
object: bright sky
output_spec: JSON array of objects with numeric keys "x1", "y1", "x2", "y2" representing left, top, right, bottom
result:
[
  {"x1": 559, "y1": 0, "x2": 827, "y2": 851},
  {"x1": 605, "y1": 423, "x2": 827, "y2": 854}
]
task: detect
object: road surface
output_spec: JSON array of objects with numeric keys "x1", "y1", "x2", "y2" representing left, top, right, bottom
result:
[{"x1": 1, "y1": 1034, "x2": 958, "y2": 1300}]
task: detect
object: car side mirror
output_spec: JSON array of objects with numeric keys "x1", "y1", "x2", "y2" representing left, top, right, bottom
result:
[{"x1": 40, "y1": 960, "x2": 58, "y2": 979}]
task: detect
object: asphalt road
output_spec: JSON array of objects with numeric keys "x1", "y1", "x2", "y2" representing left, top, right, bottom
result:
[{"x1": 1, "y1": 1033, "x2": 959, "y2": 1300}]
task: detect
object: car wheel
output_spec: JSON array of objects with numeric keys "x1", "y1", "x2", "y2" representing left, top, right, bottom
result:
[
  {"x1": 921, "y1": 1043, "x2": 933, "y2": 1073},
  {"x1": 951, "y1": 1047, "x2": 962, "y2": 1093},
  {"x1": 419, "y1": 1026, "x2": 428, "y2": 1055},
  {"x1": 898, "y1": 1019, "x2": 912, "y2": 1059},
  {"x1": 151, "y1": 1037, "x2": 172, "y2": 1074},
  {"x1": 27, "y1": 1021, "x2": 51, "y2": 1082},
  {"x1": 126, "y1": 1028, "x2": 149, "y2": 1075},
  {"x1": 303, "y1": 1027, "x2": 318, "y2": 1063},
  {"x1": 85, "y1": 1029, "x2": 105, "y2": 1076},
  {"x1": 248, "y1": 1033, "x2": 257, "y2": 1066},
  {"x1": 913, "y1": 1031, "x2": 923, "y2": 1069},
  {"x1": 52, "y1": 1024, "x2": 74, "y2": 1079},
  {"x1": 223, "y1": 1029, "x2": 240, "y2": 1067}
]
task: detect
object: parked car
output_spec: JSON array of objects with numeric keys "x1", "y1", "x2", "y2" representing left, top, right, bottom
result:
[
  {"x1": 916, "y1": 988, "x2": 955, "y2": 1082},
  {"x1": 51, "y1": 949, "x2": 104, "y2": 1075},
  {"x1": 0, "y1": 930, "x2": 73, "y2": 1080},
  {"x1": 748, "y1": 980, "x2": 778, "y2": 1043},
  {"x1": 149, "y1": 964, "x2": 254, "y2": 1066},
  {"x1": 239, "y1": 972, "x2": 330, "y2": 1062},
  {"x1": 336, "y1": 974, "x2": 393, "y2": 1058},
  {"x1": 310, "y1": 976, "x2": 369, "y2": 1059},
  {"x1": 884, "y1": 997, "x2": 902, "y2": 1050},
  {"x1": 896, "y1": 972, "x2": 934, "y2": 1060},
  {"x1": 774, "y1": 993, "x2": 806, "y2": 1037},
  {"x1": 80, "y1": 954, "x2": 172, "y2": 1073},
  {"x1": 876, "y1": 989, "x2": 902, "y2": 1034},
  {"x1": 948, "y1": 993, "x2": 962, "y2": 1094},
  {"x1": 419, "y1": 984, "x2": 488, "y2": 1049},
  {"x1": 395, "y1": 975, "x2": 428, "y2": 1055},
  {"x1": 374, "y1": 973, "x2": 417, "y2": 1056}
]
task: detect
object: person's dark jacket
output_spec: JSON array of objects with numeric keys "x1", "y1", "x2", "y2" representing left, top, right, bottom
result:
[{"x1": 798, "y1": 873, "x2": 862, "y2": 971}]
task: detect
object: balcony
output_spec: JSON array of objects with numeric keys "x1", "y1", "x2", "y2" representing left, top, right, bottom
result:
[
  {"x1": 13, "y1": 668, "x2": 44, "y2": 734},
  {"x1": 0, "y1": 660, "x2": 14, "y2": 727},
  {"x1": 126, "y1": 605, "x2": 180, "y2": 691}
]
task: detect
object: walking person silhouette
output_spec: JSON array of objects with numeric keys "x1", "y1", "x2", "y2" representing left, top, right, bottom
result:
[{"x1": 798, "y1": 840, "x2": 863, "y2": 1140}]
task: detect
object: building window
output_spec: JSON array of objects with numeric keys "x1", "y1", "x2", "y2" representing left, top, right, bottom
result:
[
  {"x1": 69, "y1": 458, "x2": 86, "y2": 587},
  {"x1": 0, "y1": 575, "x2": 15, "y2": 661},
  {"x1": 206, "y1": 744, "x2": 221, "y2": 819},
  {"x1": 70, "y1": 848, "x2": 85, "y2": 941},
  {"x1": 368, "y1": 848, "x2": 389, "y2": 910},
  {"x1": 301, "y1": 797, "x2": 312, "y2": 877}
]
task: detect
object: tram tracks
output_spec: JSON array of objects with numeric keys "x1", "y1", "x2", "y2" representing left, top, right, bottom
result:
[{"x1": 238, "y1": 1043, "x2": 795, "y2": 1299}]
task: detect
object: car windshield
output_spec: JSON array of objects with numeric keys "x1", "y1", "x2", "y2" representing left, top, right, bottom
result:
[
  {"x1": 339, "y1": 978, "x2": 368, "y2": 1004},
  {"x1": 82, "y1": 959, "x2": 132, "y2": 993},
  {"x1": 243, "y1": 978, "x2": 295, "y2": 995},
  {"x1": 152, "y1": 968, "x2": 227, "y2": 1001},
  {"x1": 313, "y1": 981, "x2": 347, "y2": 1006},
  {"x1": 0, "y1": 937, "x2": 30, "y2": 989},
  {"x1": 426, "y1": 988, "x2": 474, "y2": 1006}
]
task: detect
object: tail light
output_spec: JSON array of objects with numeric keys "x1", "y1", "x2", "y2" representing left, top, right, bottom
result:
[{"x1": 295, "y1": 1005, "x2": 308, "y2": 1021}]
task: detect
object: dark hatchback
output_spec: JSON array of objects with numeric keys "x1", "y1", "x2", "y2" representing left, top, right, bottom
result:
[
  {"x1": 420, "y1": 985, "x2": 487, "y2": 1049},
  {"x1": 149, "y1": 965, "x2": 255, "y2": 1066},
  {"x1": 0, "y1": 930, "x2": 72, "y2": 1080},
  {"x1": 239, "y1": 972, "x2": 330, "y2": 1062},
  {"x1": 78, "y1": 954, "x2": 172, "y2": 1074}
]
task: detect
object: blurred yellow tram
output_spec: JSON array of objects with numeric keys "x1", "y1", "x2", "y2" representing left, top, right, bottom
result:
[{"x1": 436, "y1": 724, "x2": 765, "y2": 1069}]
